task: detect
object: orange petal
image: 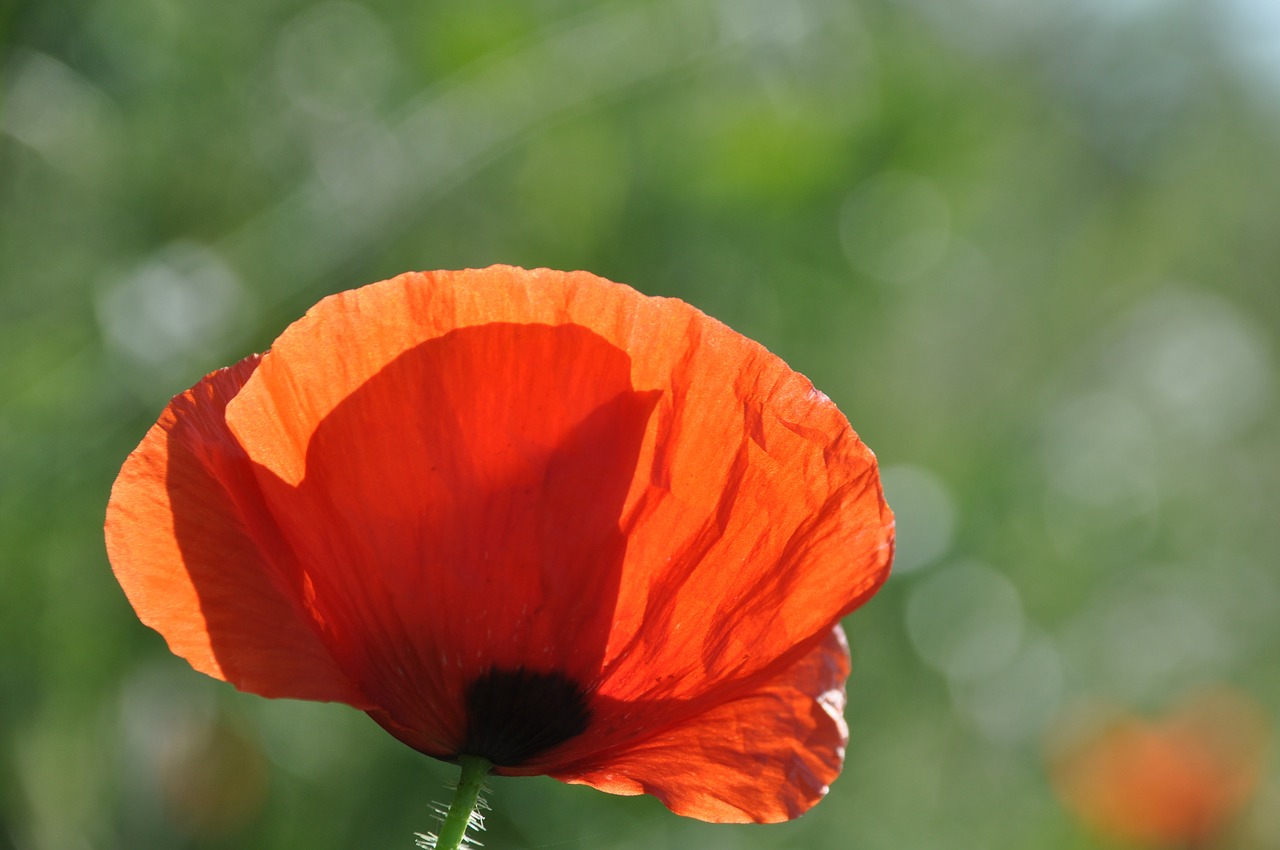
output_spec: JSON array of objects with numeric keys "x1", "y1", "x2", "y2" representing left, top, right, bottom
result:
[
  {"x1": 113, "y1": 266, "x2": 891, "y2": 777},
  {"x1": 227, "y1": 318, "x2": 657, "y2": 752},
  {"x1": 577, "y1": 279, "x2": 891, "y2": 709},
  {"x1": 105, "y1": 356, "x2": 367, "y2": 705},
  {"x1": 552, "y1": 625, "x2": 852, "y2": 824}
]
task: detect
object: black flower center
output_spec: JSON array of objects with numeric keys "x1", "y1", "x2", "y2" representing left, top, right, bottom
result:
[{"x1": 461, "y1": 667, "x2": 592, "y2": 766}]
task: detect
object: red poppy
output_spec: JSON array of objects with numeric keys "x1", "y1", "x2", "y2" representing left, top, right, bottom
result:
[
  {"x1": 1048, "y1": 688, "x2": 1270, "y2": 847},
  {"x1": 105, "y1": 266, "x2": 894, "y2": 824}
]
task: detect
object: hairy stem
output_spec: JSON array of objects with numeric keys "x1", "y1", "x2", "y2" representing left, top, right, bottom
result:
[{"x1": 436, "y1": 755, "x2": 491, "y2": 850}]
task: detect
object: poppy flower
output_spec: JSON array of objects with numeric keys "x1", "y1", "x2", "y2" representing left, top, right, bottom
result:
[
  {"x1": 1048, "y1": 688, "x2": 1270, "y2": 847},
  {"x1": 105, "y1": 265, "x2": 894, "y2": 824}
]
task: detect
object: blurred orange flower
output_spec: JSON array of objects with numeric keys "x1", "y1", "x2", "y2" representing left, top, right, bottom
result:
[
  {"x1": 1048, "y1": 688, "x2": 1270, "y2": 847},
  {"x1": 105, "y1": 266, "x2": 894, "y2": 823}
]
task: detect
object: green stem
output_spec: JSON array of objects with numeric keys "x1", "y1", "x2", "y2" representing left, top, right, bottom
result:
[{"x1": 436, "y1": 755, "x2": 491, "y2": 850}]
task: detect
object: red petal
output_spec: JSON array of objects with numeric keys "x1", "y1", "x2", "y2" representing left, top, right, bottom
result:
[
  {"x1": 596, "y1": 339, "x2": 890, "y2": 701},
  {"x1": 105, "y1": 356, "x2": 367, "y2": 705},
  {"x1": 114, "y1": 266, "x2": 891, "y2": 772},
  {"x1": 552, "y1": 626, "x2": 852, "y2": 823},
  {"x1": 224, "y1": 274, "x2": 662, "y2": 749}
]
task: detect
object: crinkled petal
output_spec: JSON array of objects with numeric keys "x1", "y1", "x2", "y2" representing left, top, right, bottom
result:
[
  {"x1": 552, "y1": 626, "x2": 852, "y2": 824},
  {"x1": 227, "y1": 317, "x2": 656, "y2": 752},
  {"x1": 105, "y1": 356, "x2": 367, "y2": 705},
  {"x1": 224, "y1": 267, "x2": 890, "y2": 709}
]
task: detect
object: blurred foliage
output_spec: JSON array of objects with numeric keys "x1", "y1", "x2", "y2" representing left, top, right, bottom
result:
[{"x1": 3, "y1": 0, "x2": 1280, "y2": 848}]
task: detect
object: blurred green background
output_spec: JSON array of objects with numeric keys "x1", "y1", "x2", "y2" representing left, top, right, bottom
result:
[{"x1": 3, "y1": 0, "x2": 1279, "y2": 847}]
